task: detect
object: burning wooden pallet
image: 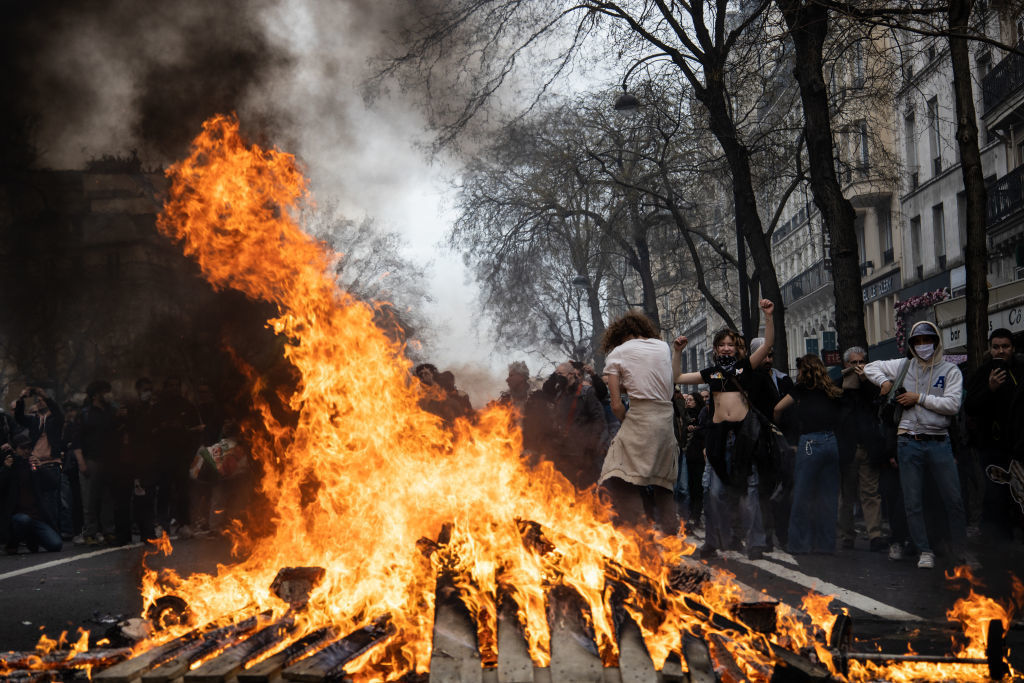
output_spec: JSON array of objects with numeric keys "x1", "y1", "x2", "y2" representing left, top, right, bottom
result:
[{"x1": 1, "y1": 521, "x2": 1007, "y2": 682}]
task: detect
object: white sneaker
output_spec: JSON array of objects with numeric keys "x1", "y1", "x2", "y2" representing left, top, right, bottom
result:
[
  {"x1": 72, "y1": 534, "x2": 86, "y2": 545},
  {"x1": 917, "y1": 551, "x2": 935, "y2": 569},
  {"x1": 888, "y1": 543, "x2": 904, "y2": 561}
]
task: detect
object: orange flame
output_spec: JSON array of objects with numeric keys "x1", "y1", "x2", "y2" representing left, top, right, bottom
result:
[
  {"x1": 21, "y1": 113, "x2": 1000, "y2": 683},
  {"x1": 142, "y1": 113, "x2": 692, "y2": 678}
]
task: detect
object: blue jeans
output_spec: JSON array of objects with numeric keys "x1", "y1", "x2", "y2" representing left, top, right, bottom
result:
[
  {"x1": 8, "y1": 513, "x2": 63, "y2": 552},
  {"x1": 787, "y1": 431, "x2": 839, "y2": 554},
  {"x1": 897, "y1": 436, "x2": 966, "y2": 554}
]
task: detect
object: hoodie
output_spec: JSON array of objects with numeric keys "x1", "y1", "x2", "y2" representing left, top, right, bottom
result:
[{"x1": 863, "y1": 320, "x2": 963, "y2": 435}]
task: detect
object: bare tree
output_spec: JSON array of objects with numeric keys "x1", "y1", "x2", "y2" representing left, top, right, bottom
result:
[
  {"x1": 304, "y1": 203, "x2": 434, "y2": 347},
  {"x1": 381, "y1": 0, "x2": 797, "y2": 367}
]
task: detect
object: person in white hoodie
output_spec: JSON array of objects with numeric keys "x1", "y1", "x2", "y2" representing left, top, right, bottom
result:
[{"x1": 863, "y1": 320, "x2": 967, "y2": 569}]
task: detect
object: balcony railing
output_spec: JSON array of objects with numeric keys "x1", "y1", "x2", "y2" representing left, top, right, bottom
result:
[
  {"x1": 780, "y1": 259, "x2": 833, "y2": 306},
  {"x1": 986, "y1": 163, "x2": 1024, "y2": 227},
  {"x1": 982, "y1": 44, "x2": 1024, "y2": 114}
]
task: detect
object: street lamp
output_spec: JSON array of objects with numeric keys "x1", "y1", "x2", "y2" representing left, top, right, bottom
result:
[{"x1": 613, "y1": 60, "x2": 752, "y2": 339}]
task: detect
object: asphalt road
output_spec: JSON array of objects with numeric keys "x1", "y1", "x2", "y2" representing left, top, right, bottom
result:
[{"x1": 1, "y1": 531, "x2": 1021, "y2": 675}]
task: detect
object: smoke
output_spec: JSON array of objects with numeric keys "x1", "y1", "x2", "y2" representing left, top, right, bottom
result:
[{"x1": 2, "y1": 0, "x2": 546, "y2": 380}]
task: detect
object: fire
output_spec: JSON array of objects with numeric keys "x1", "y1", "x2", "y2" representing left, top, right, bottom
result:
[
  {"x1": 142, "y1": 112, "x2": 696, "y2": 679},
  {"x1": 11, "y1": 113, "x2": 1005, "y2": 682}
]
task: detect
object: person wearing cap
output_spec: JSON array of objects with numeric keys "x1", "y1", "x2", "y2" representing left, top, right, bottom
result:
[
  {"x1": 864, "y1": 320, "x2": 968, "y2": 569},
  {"x1": 1, "y1": 431, "x2": 63, "y2": 553}
]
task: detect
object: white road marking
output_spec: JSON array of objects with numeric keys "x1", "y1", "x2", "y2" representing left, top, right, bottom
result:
[
  {"x1": 686, "y1": 531, "x2": 923, "y2": 621},
  {"x1": 0, "y1": 544, "x2": 143, "y2": 582}
]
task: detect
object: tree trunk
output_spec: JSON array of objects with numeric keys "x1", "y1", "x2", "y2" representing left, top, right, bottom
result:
[
  {"x1": 776, "y1": 0, "x2": 869, "y2": 354},
  {"x1": 698, "y1": 80, "x2": 791, "y2": 372},
  {"x1": 949, "y1": 0, "x2": 988, "y2": 374}
]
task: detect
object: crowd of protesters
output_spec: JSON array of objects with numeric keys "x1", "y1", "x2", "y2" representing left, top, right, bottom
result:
[
  {"x1": 473, "y1": 309, "x2": 1023, "y2": 570},
  {"x1": 4, "y1": 313, "x2": 1023, "y2": 570},
  {"x1": 1, "y1": 377, "x2": 249, "y2": 554}
]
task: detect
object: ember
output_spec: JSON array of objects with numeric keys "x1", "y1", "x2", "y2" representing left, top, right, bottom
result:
[{"x1": 4, "y1": 115, "x2": 1018, "y2": 682}]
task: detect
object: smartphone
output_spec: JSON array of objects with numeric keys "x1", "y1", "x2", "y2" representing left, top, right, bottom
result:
[{"x1": 894, "y1": 386, "x2": 907, "y2": 396}]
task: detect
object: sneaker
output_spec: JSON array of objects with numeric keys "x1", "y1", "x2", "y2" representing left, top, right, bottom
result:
[
  {"x1": 869, "y1": 537, "x2": 888, "y2": 552},
  {"x1": 85, "y1": 535, "x2": 100, "y2": 546},
  {"x1": 72, "y1": 534, "x2": 86, "y2": 545},
  {"x1": 888, "y1": 542, "x2": 904, "y2": 561},
  {"x1": 917, "y1": 551, "x2": 935, "y2": 569}
]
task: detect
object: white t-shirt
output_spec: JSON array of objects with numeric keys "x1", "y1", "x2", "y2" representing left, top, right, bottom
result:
[{"x1": 603, "y1": 338, "x2": 673, "y2": 401}]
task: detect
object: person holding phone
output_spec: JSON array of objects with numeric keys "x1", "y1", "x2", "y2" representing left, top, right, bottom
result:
[{"x1": 965, "y1": 328, "x2": 1023, "y2": 540}]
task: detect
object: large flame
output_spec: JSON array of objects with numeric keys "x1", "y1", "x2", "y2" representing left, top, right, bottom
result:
[
  {"x1": 143, "y1": 113, "x2": 696, "y2": 678},
  {"x1": 35, "y1": 113, "x2": 1007, "y2": 683}
]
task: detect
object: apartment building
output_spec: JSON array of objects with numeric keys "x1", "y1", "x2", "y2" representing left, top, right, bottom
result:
[{"x1": 897, "y1": 8, "x2": 1024, "y2": 352}]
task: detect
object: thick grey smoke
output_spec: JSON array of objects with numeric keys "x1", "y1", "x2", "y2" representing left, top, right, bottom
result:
[{"x1": 2, "y1": 0, "x2": 536, "y2": 401}]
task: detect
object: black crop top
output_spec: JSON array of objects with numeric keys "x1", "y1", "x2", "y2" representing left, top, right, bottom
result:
[{"x1": 699, "y1": 357, "x2": 753, "y2": 393}]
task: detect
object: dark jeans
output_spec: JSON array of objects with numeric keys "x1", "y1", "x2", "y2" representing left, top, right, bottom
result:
[
  {"x1": 8, "y1": 513, "x2": 62, "y2": 552},
  {"x1": 897, "y1": 436, "x2": 966, "y2": 555},
  {"x1": 787, "y1": 431, "x2": 839, "y2": 554}
]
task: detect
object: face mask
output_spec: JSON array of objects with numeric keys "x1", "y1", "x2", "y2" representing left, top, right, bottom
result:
[
  {"x1": 914, "y1": 343, "x2": 935, "y2": 361},
  {"x1": 716, "y1": 354, "x2": 738, "y2": 373}
]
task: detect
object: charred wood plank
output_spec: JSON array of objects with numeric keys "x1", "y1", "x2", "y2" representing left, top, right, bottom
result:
[
  {"x1": 495, "y1": 597, "x2": 535, "y2": 683},
  {"x1": 281, "y1": 617, "x2": 393, "y2": 683},
  {"x1": 185, "y1": 616, "x2": 298, "y2": 683},
  {"x1": 140, "y1": 614, "x2": 265, "y2": 683},
  {"x1": 93, "y1": 626, "x2": 209, "y2": 683},
  {"x1": 0, "y1": 648, "x2": 131, "y2": 675},
  {"x1": 681, "y1": 634, "x2": 718, "y2": 683},
  {"x1": 236, "y1": 627, "x2": 338, "y2": 683}
]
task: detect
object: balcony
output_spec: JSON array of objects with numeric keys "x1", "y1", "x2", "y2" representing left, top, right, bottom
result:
[
  {"x1": 981, "y1": 45, "x2": 1024, "y2": 131},
  {"x1": 986, "y1": 163, "x2": 1024, "y2": 227},
  {"x1": 780, "y1": 259, "x2": 833, "y2": 306}
]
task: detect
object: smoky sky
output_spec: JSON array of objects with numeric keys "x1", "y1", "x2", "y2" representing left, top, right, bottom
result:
[{"x1": 0, "y1": 0, "x2": 451, "y2": 184}]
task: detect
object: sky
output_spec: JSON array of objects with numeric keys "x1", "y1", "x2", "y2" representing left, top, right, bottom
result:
[{"x1": 7, "y1": 0, "x2": 528, "y2": 404}]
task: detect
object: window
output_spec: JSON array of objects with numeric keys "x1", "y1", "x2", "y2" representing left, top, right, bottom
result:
[
  {"x1": 858, "y1": 120, "x2": 869, "y2": 175},
  {"x1": 927, "y1": 96, "x2": 941, "y2": 176},
  {"x1": 856, "y1": 212, "x2": 867, "y2": 263},
  {"x1": 905, "y1": 112, "x2": 919, "y2": 188},
  {"x1": 933, "y1": 203, "x2": 946, "y2": 268},
  {"x1": 956, "y1": 191, "x2": 967, "y2": 254},
  {"x1": 853, "y1": 41, "x2": 865, "y2": 88},
  {"x1": 977, "y1": 52, "x2": 992, "y2": 145},
  {"x1": 879, "y1": 207, "x2": 894, "y2": 263},
  {"x1": 910, "y1": 216, "x2": 922, "y2": 273}
]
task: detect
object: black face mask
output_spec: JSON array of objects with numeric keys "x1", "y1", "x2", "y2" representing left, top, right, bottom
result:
[{"x1": 715, "y1": 354, "x2": 738, "y2": 373}]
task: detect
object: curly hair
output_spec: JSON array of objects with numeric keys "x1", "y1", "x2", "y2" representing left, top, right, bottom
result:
[
  {"x1": 601, "y1": 311, "x2": 659, "y2": 354},
  {"x1": 796, "y1": 354, "x2": 842, "y2": 398}
]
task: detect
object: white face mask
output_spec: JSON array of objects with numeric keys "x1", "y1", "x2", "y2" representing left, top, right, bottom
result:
[{"x1": 914, "y1": 343, "x2": 935, "y2": 361}]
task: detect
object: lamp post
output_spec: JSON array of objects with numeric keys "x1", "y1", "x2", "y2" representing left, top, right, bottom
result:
[{"x1": 613, "y1": 76, "x2": 752, "y2": 340}]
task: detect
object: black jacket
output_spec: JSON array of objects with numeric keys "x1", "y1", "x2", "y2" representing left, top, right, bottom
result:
[
  {"x1": 0, "y1": 456, "x2": 58, "y2": 543},
  {"x1": 15, "y1": 397, "x2": 64, "y2": 461},
  {"x1": 965, "y1": 355, "x2": 1024, "y2": 451}
]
